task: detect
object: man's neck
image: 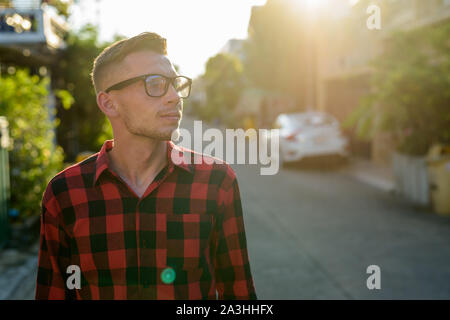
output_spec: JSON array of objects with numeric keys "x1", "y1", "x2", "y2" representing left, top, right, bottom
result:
[{"x1": 107, "y1": 136, "x2": 168, "y2": 196}]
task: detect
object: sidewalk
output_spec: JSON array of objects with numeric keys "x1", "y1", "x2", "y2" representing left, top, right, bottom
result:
[
  {"x1": 341, "y1": 157, "x2": 396, "y2": 193},
  {"x1": 0, "y1": 241, "x2": 39, "y2": 300}
]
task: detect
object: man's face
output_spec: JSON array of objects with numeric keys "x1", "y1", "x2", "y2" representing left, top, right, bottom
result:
[{"x1": 106, "y1": 50, "x2": 183, "y2": 140}]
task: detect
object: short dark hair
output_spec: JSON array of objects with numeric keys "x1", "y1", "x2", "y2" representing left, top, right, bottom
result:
[{"x1": 90, "y1": 32, "x2": 167, "y2": 94}]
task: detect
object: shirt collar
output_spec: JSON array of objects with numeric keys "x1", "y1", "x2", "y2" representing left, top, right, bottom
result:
[{"x1": 93, "y1": 139, "x2": 194, "y2": 187}]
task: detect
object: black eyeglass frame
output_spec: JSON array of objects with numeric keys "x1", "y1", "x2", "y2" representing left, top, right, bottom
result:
[{"x1": 105, "y1": 73, "x2": 192, "y2": 98}]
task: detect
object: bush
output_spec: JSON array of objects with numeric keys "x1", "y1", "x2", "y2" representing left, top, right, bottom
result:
[
  {"x1": 0, "y1": 69, "x2": 70, "y2": 220},
  {"x1": 53, "y1": 24, "x2": 122, "y2": 160},
  {"x1": 345, "y1": 22, "x2": 450, "y2": 156}
]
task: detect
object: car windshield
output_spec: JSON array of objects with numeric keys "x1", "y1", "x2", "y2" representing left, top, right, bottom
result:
[
  {"x1": 283, "y1": 113, "x2": 335, "y2": 128},
  {"x1": 304, "y1": 115, "x2": 335, "y2": 127}
]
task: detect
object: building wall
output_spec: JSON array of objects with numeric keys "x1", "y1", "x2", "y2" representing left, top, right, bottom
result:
[{"x1": 316, "y1": 0, "x2": 450, "y2": 162}]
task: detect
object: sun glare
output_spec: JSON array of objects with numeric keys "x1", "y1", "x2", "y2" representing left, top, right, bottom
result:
[
  {"x1": 292, "y1": 0, "x2": 328, "y2": 11},
  {"x1": 72, "y1": 0, "x2": 269, "y2": 78},
  {"x1": 308, "y1": 0, "x2": 326, "y2": 9}
]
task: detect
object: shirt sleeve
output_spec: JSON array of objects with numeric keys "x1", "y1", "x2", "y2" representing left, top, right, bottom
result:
[
  {"x1": 215, "y1": 171, "x2": 257, "y2": 300},
  {"x1": 35, "y1": 186, "x2": 74, "y2": 300}
]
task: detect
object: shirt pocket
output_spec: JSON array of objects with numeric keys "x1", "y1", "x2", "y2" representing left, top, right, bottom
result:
[{"x1": 166, "y1": 213, "x2": 214, "y2": 270}]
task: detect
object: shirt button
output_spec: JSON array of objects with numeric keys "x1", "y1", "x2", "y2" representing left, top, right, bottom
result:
[{"x1": 161, "y1": 267, "x2": 176, "y2": 284}]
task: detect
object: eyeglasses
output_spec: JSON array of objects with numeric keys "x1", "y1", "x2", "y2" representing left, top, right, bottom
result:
[{"x1": 105, "y1": 73, "x2": 192, "y2": 98}]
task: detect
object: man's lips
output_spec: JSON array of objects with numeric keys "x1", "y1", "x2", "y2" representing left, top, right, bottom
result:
[{"x1": 159, "y1": 111, "x2": 181, "y2": 120}]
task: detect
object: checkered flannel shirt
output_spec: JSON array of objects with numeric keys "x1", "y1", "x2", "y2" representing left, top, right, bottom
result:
[{"x1": 35, "y1": 139, "x2": 257, "y2": 300}]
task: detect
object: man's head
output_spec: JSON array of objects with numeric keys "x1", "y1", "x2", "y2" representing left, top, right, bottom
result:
[{"x1": 91, "y1": 32, "x2": 188, "y2": 141}]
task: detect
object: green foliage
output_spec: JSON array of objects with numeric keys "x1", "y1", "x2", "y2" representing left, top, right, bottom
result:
[
  {"x1": 54, "y1": 24, "x2": 120, "y2": 160},
  {"x1": 200, "y1": 53, "x2": 245, "y2": 126},
  {"x1": 96, "y1": 119, "x2": 113, "y2": 147},
  {"x1": 345, "y1": 22, "x2": 450, "y2": 156},
  {"x1": 0, "y1": 70, "x2": 68, "y2": 219},
  {"x1": 55, "y1": 89, "x2": 75, "y2": 110},
  {"x1": 47, "y1": 0, "x2": 73, "y2": 19}
]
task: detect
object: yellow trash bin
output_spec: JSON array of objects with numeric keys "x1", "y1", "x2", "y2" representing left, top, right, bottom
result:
[{"x1": 427, "y1": 145, "x2": 450, "y2": 215}]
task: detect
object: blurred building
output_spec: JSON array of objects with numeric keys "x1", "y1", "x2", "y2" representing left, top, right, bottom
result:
[
  {"x1": 0, "y1": 0, "x2": 68, "y2": 144},
  {"x1": 220, "y1": 38, "x2": 246, "y2": 63},
  {"x1": 234, "y1": 88, "x2": 296, "y2": 129},
  {"x1": 0, "y1": 0, "x2": 68, "y2": 69},
  {"x1": 237, "y1": 0, "x2": 303, "y2": 128},
  {"x1": 315, "y1": 0, "x2": 450, "y2": 164}
]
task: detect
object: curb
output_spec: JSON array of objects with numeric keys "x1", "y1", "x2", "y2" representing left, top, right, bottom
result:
[
  {"x1": 340, "y1": 160, "x2": 396, "y2": 193},
  {"x1": 346, "y1": 169, "x2": 396, "y2": 193}
]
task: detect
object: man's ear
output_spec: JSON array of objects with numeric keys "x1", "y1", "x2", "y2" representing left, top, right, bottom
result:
[{"x1": 97, "y1": 91, "x2": 119, "y2": 117}]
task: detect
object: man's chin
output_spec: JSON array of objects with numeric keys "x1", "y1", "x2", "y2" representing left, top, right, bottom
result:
[
  {"x1": 153, "y1": 126, "x2": 180, "y2": 141},
  {"x1": 127, "y1": 127, "x2": 177, "y2": 141}
]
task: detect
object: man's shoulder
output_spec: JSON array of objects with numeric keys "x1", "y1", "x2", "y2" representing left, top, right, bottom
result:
[
  {"x1": 43, "y1": 153, "x2": 99, "y2": 202},
  {"x1": 173, "y1": 144, "x2": 237, "y2": 189}
]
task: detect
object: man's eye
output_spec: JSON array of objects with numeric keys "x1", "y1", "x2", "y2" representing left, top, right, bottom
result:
[{"x1": 148, "y1": 78, "x2": 165, "y2": 87}]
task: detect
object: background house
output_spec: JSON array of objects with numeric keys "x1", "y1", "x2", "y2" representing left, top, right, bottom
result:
[
  {"x1": 1, "y1": 0, "x2": 68, "y2": 144},
  {"x1": 315, "y1": 0, "x2": 450, "y2": 165}
]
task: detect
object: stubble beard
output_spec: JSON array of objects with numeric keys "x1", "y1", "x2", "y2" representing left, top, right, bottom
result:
[{"x1": 122, "y1": 112, "x2": 180, "y2": 141}]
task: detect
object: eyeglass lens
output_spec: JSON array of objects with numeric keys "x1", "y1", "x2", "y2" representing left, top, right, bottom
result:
[{"x1": 145, "y1": 75, "x2": 190, "y2": 97}]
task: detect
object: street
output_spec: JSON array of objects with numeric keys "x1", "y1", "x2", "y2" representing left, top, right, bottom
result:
[{"x1": 234, "y1": 162, "x2": 450, "y2": 299}]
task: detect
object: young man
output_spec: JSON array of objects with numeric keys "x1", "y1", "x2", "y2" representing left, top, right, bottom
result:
[{"x1": 35, "y1": 32, "x2": 257, "y2": 300}]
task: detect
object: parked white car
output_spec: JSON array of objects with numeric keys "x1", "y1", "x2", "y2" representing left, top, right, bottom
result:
[{"x1": 270, "y1": 112, "x2": 349, "y2": 166}]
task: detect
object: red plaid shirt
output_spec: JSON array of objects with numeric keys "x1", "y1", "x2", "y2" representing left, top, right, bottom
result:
[{"x1": 35, "y1": 140, "x2": 257, "y2": 300}]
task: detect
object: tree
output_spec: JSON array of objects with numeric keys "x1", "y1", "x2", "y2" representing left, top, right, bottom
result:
[
  {"x1": 44, "y1": 0, "x2": 74, "y2": 19},
  {"x1": 53, "y1": 24, "x2": 123, "y2": 160},
  {"x1": 345, "y1": 22, "x2": 450, "y2": 156},
  {"x1": 0, "y1": 70, "x2": 70, "y2": 219},
  {"x1": 200, "y1": 53, "x2": 245, "y2": 126}
]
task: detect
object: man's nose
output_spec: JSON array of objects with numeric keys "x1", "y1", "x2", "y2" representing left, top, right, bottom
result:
[{"x1": 164, "y1": 82, "x2": 181, "y2": 106}]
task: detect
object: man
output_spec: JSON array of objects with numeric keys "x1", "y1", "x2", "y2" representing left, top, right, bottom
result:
[{"x1": 35, "y1": 32, "x2": 257, "y2": 300}]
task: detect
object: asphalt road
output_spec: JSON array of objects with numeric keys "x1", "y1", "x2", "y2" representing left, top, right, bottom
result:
[{"x1": 234, "y1": 161, "x2": 450, "y2": 299}]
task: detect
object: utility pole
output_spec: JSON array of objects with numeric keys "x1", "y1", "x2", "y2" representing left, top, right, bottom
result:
[{"x1": 304, "y1": 4, "x2": 317, "y2": 111}]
